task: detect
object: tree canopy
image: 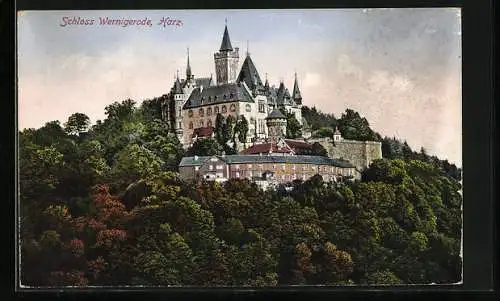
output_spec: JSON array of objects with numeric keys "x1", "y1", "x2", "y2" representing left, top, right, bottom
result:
[{"x1": 19, "y1": 99, "x2": 462, "y2": 287}]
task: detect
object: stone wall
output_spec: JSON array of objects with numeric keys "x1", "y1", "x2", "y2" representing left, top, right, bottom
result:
[{"x1": 309, "y1": 137, "x2": 382, "y2": 171}]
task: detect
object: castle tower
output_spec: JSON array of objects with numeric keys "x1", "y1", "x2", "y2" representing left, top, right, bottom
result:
[
  {"x1": 186, "y1": 47, "x2": 192, "y2": 80},
  {"x1": 292, "y1": 72, "x2": 302, "y2": 105},
  {"x1": 266, "y1": 108, "x2": 287, "y2": 141},
  {"x1": 214, "y1": 22, "x2": 240, "y2": 85},
  {"x1": 333, "y1": 126, "x2": 342, "y2": 142},
  {"x1": 171, "y1": 74, "x2": 185, "y2": 142}
]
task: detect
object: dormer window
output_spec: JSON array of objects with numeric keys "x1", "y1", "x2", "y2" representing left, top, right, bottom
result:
[
  {"x1": 223, "y1": 94, "x2": 227, "y2": 99},
  {"x1": 222, "y1": 105, "x2": 227, "y2": 113},
  {"x1": 230, "y1": 104, "x2": 236, "y2": 112},
  {"x1": 214, "y1": 95, "x2": 218, "y2": 101}
]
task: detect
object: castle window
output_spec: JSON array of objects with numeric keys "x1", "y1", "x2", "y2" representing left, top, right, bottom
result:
[
  {"x1": 189, "y1": 122, "x2": 193, "y2": 129},
  {"x1": 258, "y1": 102, "x2": 265, "y2": 113},
  {"x1": 207, "y1": 107, "x2": 212, "y2": 116},
  {"x1": 201, "y1": 97, "x2": 205, "y2": 104},
  {"x1": 207, "y1": 119, "x2": 213, "y2": 127},
  {"x1": 214, "y1": 106, "x2": 219, "y2": 114},
  {"x1": 222, "y1": 105, "x2": 227, "y2": 113},
  {"x1": 200, "y1": 120, "x2": 204, "y2": 127},
  {"x1": 245, "y1": 104, "x2": 251, "y2": 112},
  {"x1": 230, "y1": 104, "x2": 236, "y2": 112},
  {"x1": 199, "y1": 108, "x2": 204, "y2": 117},
  {"x1": 188, "y1": 110, "x2": 193, "y2": 117}
]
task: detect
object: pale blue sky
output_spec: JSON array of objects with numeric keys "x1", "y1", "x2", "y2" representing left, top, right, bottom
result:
[{"x1": 17, "y1": 8, "x2": 462, "y2": 165}]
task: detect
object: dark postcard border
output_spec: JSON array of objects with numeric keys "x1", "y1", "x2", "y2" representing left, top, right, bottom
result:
[{"x1": 6, "y1": 0, "x2": 495, "y2": 298}]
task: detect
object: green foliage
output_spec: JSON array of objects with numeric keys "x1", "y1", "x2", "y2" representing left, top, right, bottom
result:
[
  {"x1": 19, "y1": 99, "x2": 463, "y2": 287},
  {"x1": 64, "y1": 113, "x2": 91, "y2": 136}
]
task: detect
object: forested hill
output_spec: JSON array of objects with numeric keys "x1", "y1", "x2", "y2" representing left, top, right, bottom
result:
[
  {"x1": 301, "y1": 106, "x2": 461, "y2": 181},
  {"x1": 19, "y1": 99, "x2": 462, "y2": 286}
]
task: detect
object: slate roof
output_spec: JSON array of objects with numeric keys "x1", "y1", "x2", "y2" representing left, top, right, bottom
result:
[
  {"x1": 171, "y1": 78, "x2": 183, "y2": 94},
  {"x1": 266, "y1": 108, "x2": 286, "y2": 119},
  {"x1": 276, "y1": 82, "x2": 294, "y2": 106},
  {"x1": 179, "y1": 154, "x2": 355, "y2": 168},
  {"x1": 292, "y1": 75, "x2": 302, "y2": 104},
  {"x1": 195, "y1": 77, "x2": 213, "y2": 87},
  {"x1": 183, "y1": 83, "x2": 254, "y2": 109},
  {"x1": 219, "y1": 25, "x2": 233, "y2": 52},
  {"x1": 236, "y1": 55, "x2": 264, "y2": 92}
]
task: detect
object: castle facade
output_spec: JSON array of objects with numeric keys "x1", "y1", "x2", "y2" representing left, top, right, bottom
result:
[{"x1": 161, "y1": 24, "x2": 304, "y2": 148}]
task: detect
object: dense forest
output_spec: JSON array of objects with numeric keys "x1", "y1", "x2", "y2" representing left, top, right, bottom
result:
[{"x1": 19, "y1": 99, "x2": 462, "y2": 286}]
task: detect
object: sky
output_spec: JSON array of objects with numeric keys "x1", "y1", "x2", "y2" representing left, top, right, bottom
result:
[{"x1": 17, "y1": 8, "x2": 462, "y2": 166}]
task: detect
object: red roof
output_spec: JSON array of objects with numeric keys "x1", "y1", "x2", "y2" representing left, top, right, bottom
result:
[
  {"x1": 283, "y1": 139, "x2": 312, "y2": 150},
  {"x1": 240, "y1": 142, "x2": 293, "y2": 155},
  {"x1": 192, "y1": 127, "x2": 214, "y2": 138}
]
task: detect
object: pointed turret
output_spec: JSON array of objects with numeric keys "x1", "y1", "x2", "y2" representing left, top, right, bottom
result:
[
  {"x1": 236, "y1": 54, "x2": 263, "y2": 91},
  {"x1": 219, "y1": 25, "x2": 233, "y2": 52},
  {"x1": 292, "y1": 73, "x2": 302, "y2": 104},
  {"x1": 172, "y1": 76, "x2": 183, "y2": 95},
  {"x1": 186, "y1": 47, "x2": 192, "y2": 80}
]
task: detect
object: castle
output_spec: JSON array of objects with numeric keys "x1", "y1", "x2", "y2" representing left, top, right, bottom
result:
[
  {"x1": 161, "y1": 23, "x2": 304, "y2": 148},
  {"x1": 165, "y1": 22, "x2": 383, "y2": 180}
]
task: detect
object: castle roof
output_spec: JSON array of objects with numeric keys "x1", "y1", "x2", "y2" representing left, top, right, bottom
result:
[
  {"x1": 236, "y1": 54, "x2": 264, "y2": 92},
  {"x1": 276, "y1": 82, "x2": 294, "y2": 106},
  {"x1": 292, "y1": 73, "x2": 302, "y2": 104},
  {"x1": 195, "y1": 77, "x2": 213, "y2": 87},
  {"x1": 183, "y1": 82, "x2": 254, "y2": 109},
  {"x1": 240, "y1": 142, "x2": 294, "y2": 155},
  {"x1": 171, "y1": 78, "x2": 183, "y2": 94},
  {"x1": 219, "y1": 25, "x2": 233, "y2": 52},
  {"x1": 266, "y1": 108, "x2": 286, "y2": 119},
  {"x1": 192, "y1": 126, "x2": 215, "y2": 138},
  {"x1": 179, "y1": 154, "x2": 355, "y2": 168}
]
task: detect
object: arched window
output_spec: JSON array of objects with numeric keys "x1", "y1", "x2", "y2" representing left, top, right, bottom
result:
[
  {"x1": 200, "y1": 120, "x2": 204, "y2": 127},
  {"x1": 222, "y1": 105, "x2": 227, "y2": 113},
  {"x1": 230, "y1": 104, "x2": 236, "y2": 112},
  {"x1": 245, "y1": 104, "x2": 251, "y2": 112},
  {"x1": 207, "y1": 107, "x2": 212, "y2": 116},
  {"x1": 201, "y1": 97, "x2": 205, "y2": 104},
  {"x1": 199, "y1": 108, "x2": 204, "y2": 117},
  {"x1": 214, "y1": 106, "x2": 219, "y2": 114},
  {"x1": 189, "y1": 122, "x2": 193, "y2": 129},
  {"x1": 188, "y1": 110, "x2": 193, "y2": 117},
  {"x1": 207, "y1": 119, "x2": 213, "y2": 127}
]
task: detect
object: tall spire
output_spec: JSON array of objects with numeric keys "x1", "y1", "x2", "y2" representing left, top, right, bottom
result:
[
  {"x1": 186, "y1": 47, "x2": 192, "y2": 79},
  {"x1": 219, "y1": 22, "x2": 233, "y2": 52},
  {"x1": 246, "y1": 40, "x2": 249, "y2": 56},
  {"x1": 292, "y1": 72, "x2": 302, "y2": 104}
]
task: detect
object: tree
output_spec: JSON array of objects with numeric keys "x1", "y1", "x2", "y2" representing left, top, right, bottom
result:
[
  {"x1": 64, "y1": 113, "x2": 91, "y2": 136},
  {"x1": 214, "y1": 113, "x2": 225, "y2": 146},
  {"x1": 186, "y1": 138, "x2": 221, "y2": 157},
  {"x1": 235, "y1": 115, "x2": 249, "y2": 147}
]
